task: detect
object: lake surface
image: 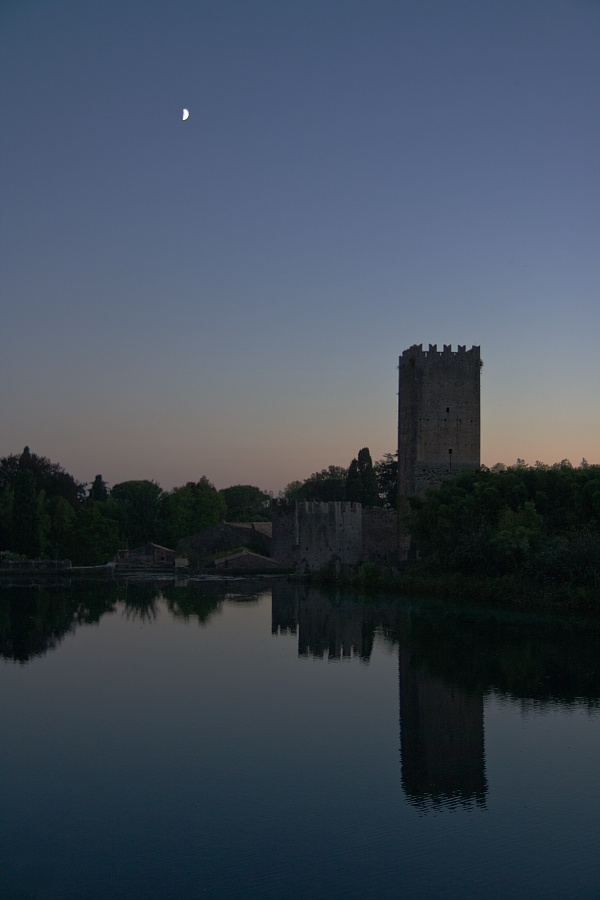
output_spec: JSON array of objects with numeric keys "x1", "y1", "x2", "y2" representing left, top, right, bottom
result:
[{"x1": 1, "y1": 578, "x2": 599, "y2": 899}]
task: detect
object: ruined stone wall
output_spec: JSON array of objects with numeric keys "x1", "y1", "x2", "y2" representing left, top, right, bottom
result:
[
  {"x1": 271, "y1": 500, "x2": 362, "y2": 571},
  {"x1": 398, "y1": 343, "x2": 480, "y2": 498}
]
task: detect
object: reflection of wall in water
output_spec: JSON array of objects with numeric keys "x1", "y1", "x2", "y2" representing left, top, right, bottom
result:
[
  {"x1": 271, "y1": 581, "x2": 298, "y2": 636},
  {"x1": 271, "y1": 581, "x2": 373, "y2": 661},
  {"x1": 399, "y1": 647, "x2": 486, "y2": 809}
]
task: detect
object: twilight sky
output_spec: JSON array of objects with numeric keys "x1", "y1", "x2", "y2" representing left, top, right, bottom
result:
[{"x1": 1, "y1": 0, "x2": 598, "y2": 494}]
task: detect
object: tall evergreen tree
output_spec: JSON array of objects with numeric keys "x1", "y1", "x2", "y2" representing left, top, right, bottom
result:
[
  {"x1": 345, "y1": 448, "x2": 378, "y2": 506},
  {"x1": 88, "y1": 474, "x2": 109, "y2": 503}
]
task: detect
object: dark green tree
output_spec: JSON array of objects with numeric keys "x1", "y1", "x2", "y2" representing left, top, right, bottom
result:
[
  {"x1": 12, "y1": 468, "x2": 46, "y2": 558},
  {"x1": 163, "y1": 477, "x2": 226, "y2": 544},
  {"x1": 64, "y1": 506, "x2": 120, "y2": 566},
  {"x1": 282, "y1": 480, "x2": 304, "y2": 500},
  {"x1": 283, "y1": 466, "x2": 347, "y2": 502},
  {"x1": 408, "y1": 461, "x2": 600, "y2": 580},
  {"x1": 0, "y1": 447, "x2": 82, "y2": 506},
  {"x1": 0, "y1": 448, "x2": 82, "y2": 556},
  {"x1": 0, "y1": 485, "x2": 13, "y2": 550},
  {"x1": 47, "y1": 496, "x2": 76, "y2": 558},
  {"x1": 110, "y1": 480, "x2": 164, "y2": 547},
  {"x1": 219, "y1": 485, "x2": 272, "y2": 521}
]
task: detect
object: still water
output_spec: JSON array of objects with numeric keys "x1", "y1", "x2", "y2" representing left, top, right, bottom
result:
[{"x1": 0, "y1": 578, "x2": 598, "y2": 899}]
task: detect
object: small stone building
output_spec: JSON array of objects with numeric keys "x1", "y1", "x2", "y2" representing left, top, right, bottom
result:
[
  {"x1": 214, "y1": 549, "x2": 282, "y2": 572},
  {"x1": 178, "y1": 522, "x2": 272, "y2": 564},
  {"x1": 116, "y1": 542, "x2": 180, "y2": 571}
]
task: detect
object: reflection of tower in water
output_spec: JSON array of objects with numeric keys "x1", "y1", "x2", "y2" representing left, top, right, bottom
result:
[
  {"x1": 272, "y1": 583, "x2": 487, "y2": 809},
  {"x1": 398, "y1": 647, "x2": 487, "y2": 810}
]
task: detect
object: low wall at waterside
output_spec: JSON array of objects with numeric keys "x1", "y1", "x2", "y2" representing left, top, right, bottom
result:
[{"x1": 0, "y1": 559, "x2": 72, "y2": 572}]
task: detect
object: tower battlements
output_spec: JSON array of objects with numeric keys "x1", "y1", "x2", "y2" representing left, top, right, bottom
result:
[{"x1": 400, "y1": 343, "x2": 480, "y2": 361}]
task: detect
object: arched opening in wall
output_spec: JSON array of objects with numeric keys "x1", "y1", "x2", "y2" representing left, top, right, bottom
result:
[{"x1": 448, "y1": 448, "x2": 453, "y2": 469}]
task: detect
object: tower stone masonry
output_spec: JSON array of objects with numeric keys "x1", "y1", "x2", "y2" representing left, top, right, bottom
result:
[{"x1": 398, "y1": 343, "x2": 481, "y2": 499}]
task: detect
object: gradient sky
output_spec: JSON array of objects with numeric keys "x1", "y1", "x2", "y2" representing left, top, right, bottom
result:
[{"x1": 1, "y1": 0, "x2": 598, "y2": 494}]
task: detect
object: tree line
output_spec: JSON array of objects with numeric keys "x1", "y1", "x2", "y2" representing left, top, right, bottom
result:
[
  {"x1": 406, "y1": 459, "x2": 600, "y2": 599},
  {"x1": 2, "y1": 445, "x2": 597, "y2": 593},
  {"x1": 0, "y1": 447, "x2": 272, "y2": 565},
  {"x1": 282, "y1": 448, "x2": 397, "y2": 508},
  {"x1": 0, "y1": 445, "x2": 395, "y2": 566}
]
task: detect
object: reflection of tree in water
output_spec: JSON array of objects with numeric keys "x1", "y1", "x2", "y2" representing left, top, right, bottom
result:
[
  {"x1": 160, "y1": 580, "x2": 262, "y2": 626},
  {"x1": 0, "y1": 581, "x2": 118, "y2": 663},
  {"x1": 0, "y1": 577, "x2": 268, "y2": 662},
  {"x1": 389, "y1": 601, "x2": 600, "y2": 709},
  {"x1": 119, "y1": 580, "x2": 160, "y2": 623},
  {"x1": 116, "y1": 577, "x2": 264, "y2": 627}
]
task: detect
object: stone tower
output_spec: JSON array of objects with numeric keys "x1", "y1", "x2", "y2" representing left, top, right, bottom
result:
[{"x1": 398, "y1": 344, "x2": 481, "y2": 499}]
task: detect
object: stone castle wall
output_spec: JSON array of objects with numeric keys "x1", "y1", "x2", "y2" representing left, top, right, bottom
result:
[
  {"x1": 272, "y1": 502, "x2": 397, "y2": 570},
  {"x1": 361, "y1": 507, "x2": 398, "y2": 563},
  {"x1": 398, "y1": 343, "x2": 481, "y2": 498},
  {"x1": 272, "y1": 500, "x2": 363, "y2": 571}
]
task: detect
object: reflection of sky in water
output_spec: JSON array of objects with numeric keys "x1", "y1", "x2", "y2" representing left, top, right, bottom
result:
[{"x1": 0, "y1": 589, "x2": 598, "y2": 899}]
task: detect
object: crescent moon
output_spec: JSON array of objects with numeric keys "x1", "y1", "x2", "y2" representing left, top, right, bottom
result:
[{"x1": 182, "y1": 108, "x2": 190, "y2": 121}]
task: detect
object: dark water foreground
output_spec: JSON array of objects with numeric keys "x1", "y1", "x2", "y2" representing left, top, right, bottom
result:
[{"x1": 0, "y1": 578, "x2": 598, "y2": 899}]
